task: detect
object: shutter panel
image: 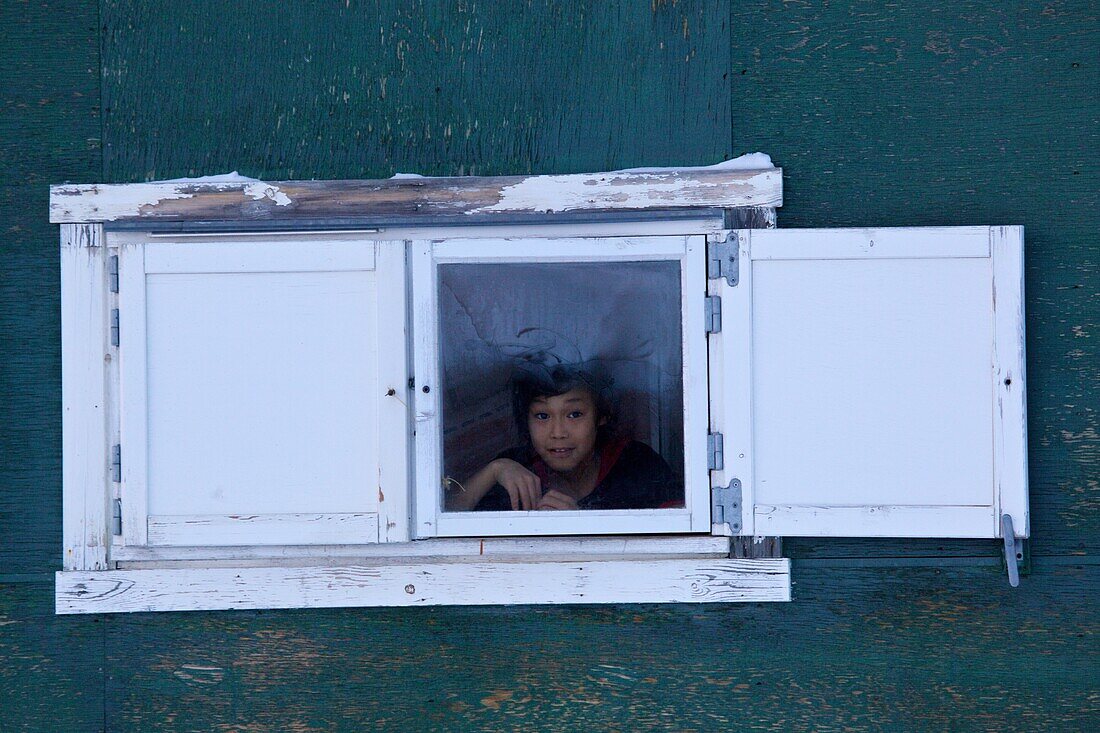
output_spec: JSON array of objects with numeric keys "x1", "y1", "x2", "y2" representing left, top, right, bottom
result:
[
  {"x1": 708, "y1": 226, "x2": 1027, "y2": 538},
  {"x1": 118, "y1": 236, "x2": 409, "y2": 546}
]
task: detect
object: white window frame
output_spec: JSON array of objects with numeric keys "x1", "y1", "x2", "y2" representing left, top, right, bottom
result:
[
  {"x1": 56, "y1": 206, "x2": 792, "y2": 612},
  {"x1": 411, "y1": 234, "x2": 711, "y2": 538},
  {"x1": 48, "y1": 167, "x2": 1027, "y2": 613}
]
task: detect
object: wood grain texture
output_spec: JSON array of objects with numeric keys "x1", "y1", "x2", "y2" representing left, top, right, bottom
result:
[
  {"x1": 1, "y1": 0, "x2": 1097, "y2": 730},
  {"x1": 49, "y1": 169, "x2": 782, "y2": 223},
  {"x1": 12, "y1": 564, "x2": 1098, "y2": 732},
  {"x1": 60, "y1": 224, "x2": 110, "y2": 571},
  {"x1": 0, "y1": 0, "x2": 100, "y2": 185},
  {"x1": 111, "y1": 534, "x2": 733, "y2": 565},
  {"x1": 0, "y1": 0, "x2": 100, "y2": 576},
  {"x1": 0, "y1": 197, "x2": 66, "y2": 578},
  {"x1": 0, "y1": 583, "x2": 105, "y2": 732},
  {"x1": 56, "y1": 559, "x2": 791, "y2": 614},
  {"x1": 100, "y1": 0, "x2": 731, "y2": 180}
]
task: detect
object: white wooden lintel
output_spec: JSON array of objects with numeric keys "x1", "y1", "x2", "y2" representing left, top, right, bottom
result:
[
  {"x1": 49, "y1": 168, "x2": 782, "y2": 224},
  {"x1": 55, "y1": 558, "x2": 791, "y2": 613}
]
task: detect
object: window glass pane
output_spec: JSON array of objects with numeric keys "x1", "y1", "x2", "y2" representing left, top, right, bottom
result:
[{"x1": 438, "y1": 261, "x2": 684, "y2": 512}]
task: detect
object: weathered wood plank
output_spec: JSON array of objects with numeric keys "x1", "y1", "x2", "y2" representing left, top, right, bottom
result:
[
  {"x1": 1, "y1": 1, "x2": 1098, "y2": 731},
  {"x1": 49, "y1": 168, "x2": 782, "y2": 223},
  {"x1": 992, "y1": 225, "x2": 1030, "y2": 537},
  {"x1": 81, "y1": 565, "x2": 1095, "y2": 731},
  {"x1": 56, "y1": 559, "x2": 792, "y2": 613},
  {"x1": 113, "y1": 534, "x2": 733, "y2": 564},
  {"x1": 0, "y1": 583, "x2": 104, "y2": 732},
  {"x1": 0, "y1": 0, "x2": 99, "y2": 184},
  {"x1": 100, "y1": 0, "x2": 731, "y2": 180},
  {"x1": 0, "y1": 0, "x2": 100, "y2": 574},
  {"x1": 60, "y1": 224, "x2": 110, "y2": 571},
  {"x1": 1, "y1": 187, "x2": 67, "y2": 574}
]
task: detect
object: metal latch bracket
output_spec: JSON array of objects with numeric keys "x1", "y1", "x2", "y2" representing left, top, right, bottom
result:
[{"x1": 1001, "y1": 514, "x2": 1026, "y2": 588}]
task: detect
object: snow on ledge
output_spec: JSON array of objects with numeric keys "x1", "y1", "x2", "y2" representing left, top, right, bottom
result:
[{"x1": 387, "y1": 153, "x2": 775, "y2": 180}]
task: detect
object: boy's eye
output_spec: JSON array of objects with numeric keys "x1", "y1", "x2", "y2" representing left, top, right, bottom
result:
[
  {"x1": 567, "y1": 410, "x2": 585, "y2": 419},
  {"x1": 532, "y1": 412, "x2": 550, "y2": 420}
]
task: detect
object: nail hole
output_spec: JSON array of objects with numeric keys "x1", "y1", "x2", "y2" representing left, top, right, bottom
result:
[
  {"x1": 405, "y1": 584, "x2": 415, "y2": 594},
  {"x1": 386, "y1": 388, "x2": 396, "y2": 396},
  {"x1": 1004, "y1": 378, "x2": 1012, "y2": 386},
  {"x1": 422, "y1": 385, "x2": 431, "y2": 393}
]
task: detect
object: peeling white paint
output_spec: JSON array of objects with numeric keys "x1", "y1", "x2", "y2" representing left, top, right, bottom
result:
[
  {"x1": 51, "y1": 183, "x2": 198, "y2": 222},
  {"x1": 157, "y1": 172, "x2": 293, "y2": 206},
  {"x1": 467, "y1": 167, "x2": 779, "y2": 215},
  {"x1": 241, "y1": 182, "x2": 292, "y2": 206},
  {"x1": 50, "y1": 177, "x2": 293, "y2": 222},
  {"x1": 49, "y1": 156, "x2": 778, "y2": 223}
]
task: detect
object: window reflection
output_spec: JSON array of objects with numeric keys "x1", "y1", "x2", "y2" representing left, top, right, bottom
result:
[{"x1": 438, "y1": 261, "x2": 684, "y2": 512}]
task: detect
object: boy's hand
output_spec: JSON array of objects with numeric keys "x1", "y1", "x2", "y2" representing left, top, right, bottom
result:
[
  {"x1": 491, "y1": 459, "x2": 543, "y2": 510},
  {"x1": 537, "y1": 489, "x2": 579, "y2": 511}
]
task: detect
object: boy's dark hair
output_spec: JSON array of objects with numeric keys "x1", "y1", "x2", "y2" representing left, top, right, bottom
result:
[{"x1": 511, "y1": 362, "x2": 616, "y2": 447}]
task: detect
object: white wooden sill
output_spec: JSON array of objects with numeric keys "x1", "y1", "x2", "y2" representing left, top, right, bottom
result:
[
  {"x1": 109, "y1": 534, "x2": 735, "y2": 565},
  {"x1": 55, "y1": 556, "x2": 791, "y2": 613}
]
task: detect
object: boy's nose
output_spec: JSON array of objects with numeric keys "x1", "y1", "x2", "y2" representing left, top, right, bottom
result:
[{"x1": 549, "y1": 417, "x2": 568, "y2": 437}]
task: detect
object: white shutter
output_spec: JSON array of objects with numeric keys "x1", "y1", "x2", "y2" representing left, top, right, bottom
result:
[
  {"x1": 709, "y1": 226, "x2": 1027, "y2": 538},
  {"x1": 117, "y1": 235, "x2": 409, "y2": 546}
]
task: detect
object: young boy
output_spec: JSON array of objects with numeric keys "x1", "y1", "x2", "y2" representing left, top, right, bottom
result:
[{"x1": 447, "y1": 365, "x2": 679, "y2": 512}]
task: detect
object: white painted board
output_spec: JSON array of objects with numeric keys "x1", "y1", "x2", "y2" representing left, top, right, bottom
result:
[
  {"x1": 60, "y1": 224, "x2": 110, "y2": 571},
  {"x1": 709, "y1": 226, "x2": 1028, "y2": 538},
  {"x1": 55, "y1": 557, "x2": 791, "y2": 613},
  {"x1": 117, "y1": 237, "x2": 409, "y2": 547}
]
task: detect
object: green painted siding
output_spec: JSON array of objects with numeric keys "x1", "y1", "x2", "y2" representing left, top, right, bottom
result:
[{"x1": 1, "y1": 1, "x2": 1096, "y2": 729}]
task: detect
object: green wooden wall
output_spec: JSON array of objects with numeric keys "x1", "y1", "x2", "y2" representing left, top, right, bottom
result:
[{"x1": 2, "y1": 1, "x2": 1096, "y2": 729}]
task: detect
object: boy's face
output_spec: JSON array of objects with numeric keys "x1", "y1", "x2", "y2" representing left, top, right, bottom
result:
[{"x1": 527, "y1": 387, "x2": 603, "y2": 475}]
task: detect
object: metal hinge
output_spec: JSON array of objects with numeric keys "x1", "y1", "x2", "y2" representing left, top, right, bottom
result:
[
  {"x1": 704, "y1": 295, "x2": 722, "y2": 334},
  {"x1": 111, "y1": 498, "x2": 122, "y2": 536},
  {"x1": 111, "y1": 444, "x2": 121, "y2": 483},
  {"x1": 712, "y1": 478, "x2": 742, "y2": 533},
  {"x1": 108, "y1": 255, "x2": 119, "y2": 293},
  {"x1": 707, "y1": 432, "x2": 724, "y2": 471},
  {"x1": 707, "y1": 231, "x2": 740, "y2": 286},
  {"x1": 110, "y1": 308, "x2": 120, "y2": 347}
]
